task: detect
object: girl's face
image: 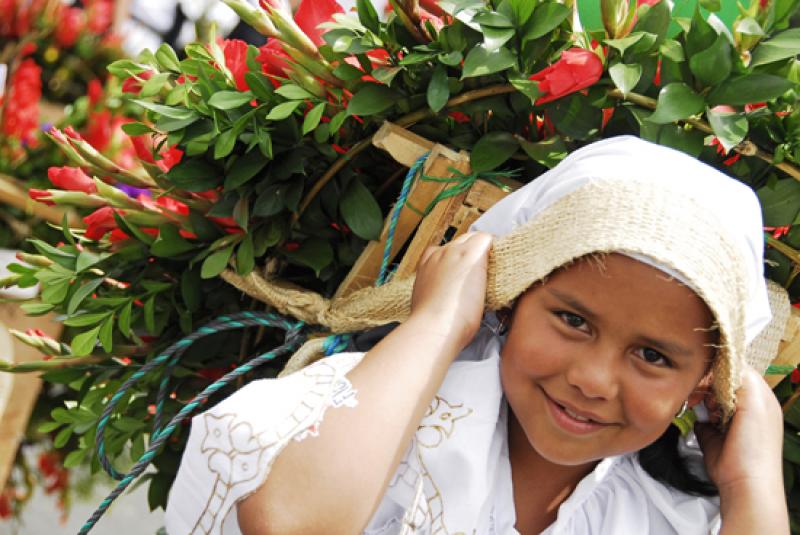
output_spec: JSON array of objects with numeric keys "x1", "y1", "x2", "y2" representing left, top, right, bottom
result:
[{"x1": 500, "y1": 253, "x2": 716, "y2": 466}]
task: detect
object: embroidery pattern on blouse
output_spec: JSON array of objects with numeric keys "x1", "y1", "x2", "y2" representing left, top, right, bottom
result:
[
  {"x1": 395, "y1": 395, "x2": 473, "y2": 534},
  {"x1": 188, "y1": 360, "x2": 357, "y2": 535}
]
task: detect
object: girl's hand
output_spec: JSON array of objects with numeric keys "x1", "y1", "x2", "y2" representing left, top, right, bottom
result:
[
  {"x1": 410, "y1": 231, "x2": 493, "y2": 351},
  {"x1": 695, "y1": 367, "x2": 788, "y2": 534}
]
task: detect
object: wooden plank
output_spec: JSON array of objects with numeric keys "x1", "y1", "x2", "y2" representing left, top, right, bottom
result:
[
  {"x1": 0, "y1": 303, "x2": 62, "y2": 492},
  {"x1": 372, "y1": 121, "x2": 439, "y2": 167},
  {"x1": 766, "y1": 307, "x2": 800, "y2": 388},
  {"x1": 334, "y1": 144, "x2": 469, "y2": 299}
]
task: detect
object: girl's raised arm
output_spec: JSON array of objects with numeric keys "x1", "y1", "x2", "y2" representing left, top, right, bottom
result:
[
  {"x1": 236, "y1": 232, "x2": 494, "y2": 535},
  {"x1": 696, "y1": 367, "x2": 789, "y2": 535}
]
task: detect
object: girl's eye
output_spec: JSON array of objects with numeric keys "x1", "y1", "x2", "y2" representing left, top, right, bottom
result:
[
  {"x1": 638, "y1": 347, "x2": 671, "y2": 368},
  {"x1": 556, "y1": 311, "x2": 589, "y2": 331}
]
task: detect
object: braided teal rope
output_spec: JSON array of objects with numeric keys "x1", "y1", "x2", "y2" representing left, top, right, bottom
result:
[
  {"x1": 376, "y1": 152, "x2": 429, "y2": 286},
  {"x1": 80, "y1": 312, "x2": 306, "y2": 535},
  {"x1": 323, "y1": 334, "x2": 350, "y2": 356},
  {"x1": 94, "y1": 312, "x2": 289, "y2": 480}
]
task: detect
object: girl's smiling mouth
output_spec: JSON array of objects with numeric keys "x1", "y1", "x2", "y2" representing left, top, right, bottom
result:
[{"x1": 541, "y1": 387, "x2": 616, "y2": 435}]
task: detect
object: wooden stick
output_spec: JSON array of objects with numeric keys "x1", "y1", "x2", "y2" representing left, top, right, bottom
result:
[{"x1": 0, "y1": 174, "x2": 81, "y2": 227}]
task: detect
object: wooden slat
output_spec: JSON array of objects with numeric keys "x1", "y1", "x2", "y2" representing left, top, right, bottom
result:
[
  {"x1": 766, "y1": 307, "x2": 800, "y2": 388},
  {"x1": 0, "y1": 303, "x2": 62, "y2": 492},
  {"x1": 334, "y1": 144, "x2": 469, "y2": 299}
]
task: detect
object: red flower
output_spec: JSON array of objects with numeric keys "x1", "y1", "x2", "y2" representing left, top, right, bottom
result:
[
  {"x1": 530, "y1": 48, "x2": 603, "y2": 105},
  {"x1": 54, "y1": 7, "x2": 85, "y2": 48},
  {"x1": 83, "y1": 206, "x2": 119, "y2": 240},
  {"x1": 293, "y1": 0, "x2": 343, "y2": 46},
  {"x1": 87, "y1": 79, "x2": 103, "y2": 108},
  {"x1": 791, "y1": 368, "x2": 800, "y2": 384},
  {"x1": 122, "y1": 70, "x2": 153, "y2": 94},
  {"x1": 257, "y1": 39, "x2": 291, "y2": 82},
  {"x1": 85, "y1": 0, "x2": 113, "y2": 34},
  {"x1": 222, "y1": 39, "x2": 251, "y2": 91},
  {"x1": 0, "y1": 489, "x2": 11, "y2": 519},
  {"x1": 1, "y1": 58, "x2": 41, "y2": 147},
  {"x1": 131, "y1": 134, "x2": 183, "y2": 172},
  {"x1": 83, "y1": 110, "x2": 113, "y2": 152},
  {"x1": 29, "y1": 188, "x2": 54, "y2": 205},
  {"x1": 448, "y1": 111, "x2": 471, "y2": 123},
  {"x1": 47, "y1": 166, "x2": 97, "y2": 194}
]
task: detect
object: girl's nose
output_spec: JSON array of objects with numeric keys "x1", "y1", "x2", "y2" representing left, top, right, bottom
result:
[{"x1": 564, "y1": 344, "x2": 620, "y2": 401}]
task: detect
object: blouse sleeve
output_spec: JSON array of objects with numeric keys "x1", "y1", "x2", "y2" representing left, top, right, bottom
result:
[{"x1": 163, "y1": 352, "x2": 365, "y2": 535}]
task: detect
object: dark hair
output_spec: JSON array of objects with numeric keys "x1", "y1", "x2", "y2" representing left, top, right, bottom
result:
[{"x1": 638, "y1": 425, "x2": 717, "y2": 496}]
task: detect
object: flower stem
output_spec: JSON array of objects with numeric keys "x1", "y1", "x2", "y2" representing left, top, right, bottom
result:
[
  {"x1": 0, "y1": 355, "x2": 105, "y2": 373},
  {"x1": 294, "y1": 84, "x2": 518, "y2": 220},
  {"x1": 607, "y1": 89, "x2": 800, "y2": 183}
]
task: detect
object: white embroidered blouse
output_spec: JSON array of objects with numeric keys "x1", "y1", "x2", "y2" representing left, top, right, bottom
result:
[{"x1": 164, "y1": 325, "x2": 721, "y2": 535}]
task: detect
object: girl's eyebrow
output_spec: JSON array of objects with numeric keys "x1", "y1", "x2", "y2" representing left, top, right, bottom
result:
[{"x1": 546, "y1": 288, "x2": 693, "y2": 358}]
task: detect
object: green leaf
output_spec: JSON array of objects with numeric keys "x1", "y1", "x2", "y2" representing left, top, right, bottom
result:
[
  {"x1": 427, "y1": 65, "x2": 450, "y2": 113},
  {"x1": 347, "y1": 84, "x2": 399, "y2": 116},
  {"x1": 471, "y1": 131, "x2": 519, "y2": 172},
  {"x1": 144, "y1": 295, "x2": 156, "y2": 334},
  {"x1": 284, "y1": 239, "x2": 333, "y2": 276},
  {"x1": 107, "y1": 59, "x2": 149, "y2": 78},
  {"x1": 98, "y1": 315, "x2": 114, "y2": 352},
  {"x1": 632, "y1": 0, "x2": 670, "y2": 43},
  {"x1": 275, "y1": 84, "x2": 314, "y2": 100},
  {"x1": 685, "y1": 5, "x2": 717, "y2": 57},
  {"x1": 37, "y1": 421, "x2": 62, "y2": 433},
  {"x1": 735, "y1": 17, "x2": 764, "y2": 37},
  {"x1": 757, "y1": 179, "x2": 800, "y2": 227},
  {"x1": 340, "y1": 179, "x2": 383, "y2": 241},
  {"x1": 266, "y1": 100, "x2": 301, "y2": 120},
  {"x1": 64, "y1": 312, "x2": 111, "y2": 327},
  {"x1": 482, "y1": 26, "x2": 515, "y2": 51},
  {"x1": 156, "y1": 43, "x2": 181, "y2": 72},
  {"x1": 201, "y1": 245, "x2": 234, "y2": 278},
  {"x1": 236, "y1": 234, "x2": 255, "y2": 275},
  {"x1": 208, "y1": 90, "x2": 254, "y2": 110},
  {"x1": 244, "y1": 72, "x2": 274, "y2": 101},
  {"x1": 474, "y1": 12, "x2": 514, "y2": 27},
  {"x1": 151, "y1": 225, "x2": 196, "y2": 257},
  {"x1": 140, "y1": 72, "x2": 170, "y2": 98},
  {"x1": 71, "y1": 325, "x2": 101, "y2": 357},
  {"x1": 76, "y1": 251, "x2": 107, "y2": 272},
  {"x1": 166, "y1": 159, "x2": 223, "y2": 191},
  {"x1": 132, "y1": 99, "x2": 197, "y2": 120},
  {"x1": 303, "y1": 102, "x2": 326, "y2": 135},
  {"x1": 689, "y1": 33, "x2": 731, "y2": 87},
  {"x1": 462, "y1": 45, "x2": 517, "y2": 78},
  {"x1": 609, "y1": 63, "x2": 642, "y2": 97},
  {"x1": 751, "y1": 28, "x2": 800, "y2": 67},
  {"x1": 707, "y1": 74, "x2": 794, "y2": 106},
  {"x1": 215, "y1": 128, "x2": 239, "y2": 159},
  {"x1": 254, "y1": 185, "x2": 284, "y2": 217},
  {"x1": 225, "y1": 150, "x2": 268, "y2": 190},
  {"x1": 332, "y1": 63, "x2": 365, "y2": 81},
  {"x1": 20, "y1": 302, "x2": 55, "y2": 316},
  {"x1": 659, "y1": 39, "x2": 685, "y2": 62},
  {"x1": 518, "y1": 135, "x2": 568, "y2": 168},
  {"x1": 546, "y1": 94, "x2": 602, "y2": 140},
  {"x1": 357, "y1": 0, "x2": 380, "y2": 33},
  {"x1": 647, "y1": 83, "x2": 704, "y2": 124},
  {"x1": 121, "y1": 122, "x2": 154, "y2": 136},
  {"x1": 118, "y1": 300, "x2": 133, "y2": 338},
  {"x1": 604, "y1": 33, "x2": 645, "y2": 55},
  {"x1": 524, "y1": 2, "x2": 570, "y2": 41},
  {"x1": 53, "y1": 427, "x2": 72, "y2": 448},
  {"x1": 706, "y1": 107, "x2": 748, "y2": 153},
  {"x1": 67, "y1": 278, "x2": 104, "y2": 315},
  {"x1": 699, "y1": 0, "x2": 720, "y2": 11}
]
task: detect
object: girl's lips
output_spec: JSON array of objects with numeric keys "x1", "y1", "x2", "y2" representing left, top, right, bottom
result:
[{"x1": 542, "y1": 389, "x2": 613, "y2": 435}]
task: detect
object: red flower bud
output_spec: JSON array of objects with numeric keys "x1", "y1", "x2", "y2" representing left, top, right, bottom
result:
[
  {"x1": 121, "y1": 70, "x2": 153, "y2": 94},
  {"x1": 222, "y1": 39, "x2": 251, "y2": 91},
  {"x1": 47, "y1": 166, "x2": 97, "y2": 194},
  {"x1": 529, "y1": 48, "x2": 604, "y2": 105},
  {"x1": 83, "y1": 206, "x2": 119, "y2": 240},
  {"x1": 54, "y1": 7, "x2": 85, "y2": 48},
  {"x1": 29, "y1": 188, "x2": 54, "y2": 205}
]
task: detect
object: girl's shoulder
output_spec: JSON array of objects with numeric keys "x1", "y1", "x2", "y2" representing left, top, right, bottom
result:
[{"x1": 544, "y1": 454, "x2": 721, "y2": 535}]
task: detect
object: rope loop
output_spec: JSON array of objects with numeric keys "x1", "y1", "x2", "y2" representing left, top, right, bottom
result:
[{"x1": 80, "y1": 311, "x2": 306, "y2": 534}]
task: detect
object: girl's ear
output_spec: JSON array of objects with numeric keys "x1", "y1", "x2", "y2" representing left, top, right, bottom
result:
[{"x1": 688, "y1": 373, "x2": 714, "y2": 407}]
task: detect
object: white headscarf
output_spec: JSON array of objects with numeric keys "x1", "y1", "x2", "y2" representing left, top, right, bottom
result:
[{"x1": 472, "y1": 136, "x2": 772, "y2": 345}]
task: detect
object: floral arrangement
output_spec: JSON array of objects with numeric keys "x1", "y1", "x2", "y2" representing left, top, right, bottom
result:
[
  {"x1": 0, "y1": 0, "x2": 122, "y2": 104},
  {"x1": 2, "y1": 0, "x2": 800, "y2": 523}
]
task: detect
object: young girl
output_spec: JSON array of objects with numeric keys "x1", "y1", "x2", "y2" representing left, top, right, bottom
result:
[{"x1": 164, "y1": 136, "x2": 788, "y2": 535}]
